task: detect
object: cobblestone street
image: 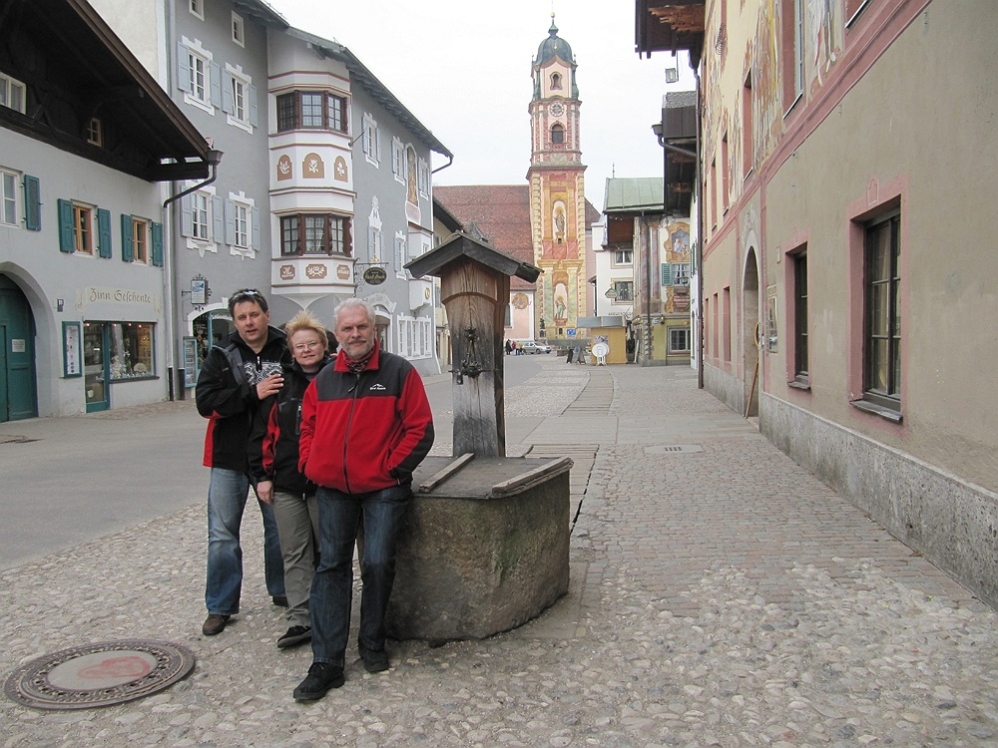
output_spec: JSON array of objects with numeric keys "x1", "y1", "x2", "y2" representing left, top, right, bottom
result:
[{"x1": 2, "y1": 359, "x2": 996, "y2": 747}]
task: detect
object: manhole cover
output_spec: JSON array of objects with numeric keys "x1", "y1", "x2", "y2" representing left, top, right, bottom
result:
[
  {"x1": 4, "y1": 639, "x2": 195, "y2": 710},
  {"x1": 644, "y1": 444, "x2": 703, "y2": 455}
]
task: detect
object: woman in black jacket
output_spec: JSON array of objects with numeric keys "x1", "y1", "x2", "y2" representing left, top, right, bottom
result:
[{"x1": 249, "y1": 311, "x2": 332, "y2": 649}]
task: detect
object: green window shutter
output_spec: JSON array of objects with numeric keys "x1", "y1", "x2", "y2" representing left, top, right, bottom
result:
[
  {"x1": 23, "y1": 175, "x2": 41, "y2": 231},
  {"x1": 120, "y1": 213, "x2": 133, "y2": 262},
  {"x1": 97, "y1": 209, "x2": 112, "y2": 258},
  {"x1": 57, "y1": 199, "x2": 74, "y2": 252},
  {"x1": 661, "y1": 263, "x2": 673, "y2": 286},
  {"x1": 151, "y1": 222, "x2": 164, "y2": 266}
]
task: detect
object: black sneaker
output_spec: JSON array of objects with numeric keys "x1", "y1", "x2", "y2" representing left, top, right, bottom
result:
[
  {"x1": 293, "y1": 662, "x2": 344, "y2": 702},
  {"x1": 272, "y1": 595, "x2": 289, "y2": 608},
  {"x1": 359, "y1": 645, "x2": 390, "y2": 673},
  {"x1": 277, "y1": 625, "x2": 311, "y2": 649}
]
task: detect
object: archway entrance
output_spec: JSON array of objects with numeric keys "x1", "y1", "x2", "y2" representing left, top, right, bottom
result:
[
  {"x1": 0, "y1": 275, "x2": 38, "y2": 421},
  {"x1": 742, "y1": 249, "x2": 760, "y2": 417}
]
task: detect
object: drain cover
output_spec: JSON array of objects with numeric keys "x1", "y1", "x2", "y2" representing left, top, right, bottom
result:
[
  {"x1": 4, "y1": 639, "x2": 195, "y2": 710},
  {"x1": 644, "y1": 444, "x2": 703, "y2": 455}
]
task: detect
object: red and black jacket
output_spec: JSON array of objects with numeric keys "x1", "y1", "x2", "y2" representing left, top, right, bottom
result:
[
  {"x1": 195, "y1": 328, "x2": 290, "y2": 472},
  {"x1": 299, "y1": 341, "x2": 434, "y2": 494},
  {"x1": 248, "y1": 355, "x2": 331, "y2": 495}
]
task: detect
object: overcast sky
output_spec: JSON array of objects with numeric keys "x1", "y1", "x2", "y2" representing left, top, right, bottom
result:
[{"x1": 269, "y1": 0, "x2": 696, "y2": 214}]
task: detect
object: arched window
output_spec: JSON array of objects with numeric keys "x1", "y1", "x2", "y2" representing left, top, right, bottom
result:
[
  {"x1": 551, "y1": 123, "x2": 564, "y2": 145},
  {"x1": 550, "y1": 73, "x2": 562, "y2": 89}
]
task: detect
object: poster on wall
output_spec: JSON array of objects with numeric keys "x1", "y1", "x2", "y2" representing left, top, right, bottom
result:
[
  {"x1": 62, "y1": 321, "x2": 82, "y2": 377},
  {"x1": 183, "y1": 337, "x2": 198, "y2": 388},
  {"x1": 766, "y1": 285, "x2": 778, "y2": 352}
]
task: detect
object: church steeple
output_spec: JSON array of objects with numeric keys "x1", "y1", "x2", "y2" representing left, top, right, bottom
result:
[{"x1": 527, "y1": 17, "x2": 588, "y2": 341}]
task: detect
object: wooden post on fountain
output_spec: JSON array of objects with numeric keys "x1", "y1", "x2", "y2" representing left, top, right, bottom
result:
[{"x1": 406, "y1": 232, "x2": 540, "y2": 458}]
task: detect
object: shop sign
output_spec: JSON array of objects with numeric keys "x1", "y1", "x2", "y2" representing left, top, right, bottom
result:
[{"x1": 363, "y1": 267, "x2": 387, "y2": 285}]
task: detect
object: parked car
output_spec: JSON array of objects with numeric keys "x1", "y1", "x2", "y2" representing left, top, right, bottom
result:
[{"x1": 519, "y1": 341, "x2": 552, "y2": 354}]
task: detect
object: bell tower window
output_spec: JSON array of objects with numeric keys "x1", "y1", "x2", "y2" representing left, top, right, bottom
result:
[
  {"x1": 550, "y1": 72, "x2": 562, "y2": 90},
  {"x1": 550, "y1": 123, "x2": 564, "y2": 145}
]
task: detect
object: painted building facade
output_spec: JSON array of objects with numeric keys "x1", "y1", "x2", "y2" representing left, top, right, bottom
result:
[
  {"x1": 0, "y1": 0, "x2": 210, "y2": 419},
  {"x1": 90, "y1": 0, "x2": 450, "y2": 385},
  {"x1": 636, "y1": 0, "x2": 998, "y2": 605}
]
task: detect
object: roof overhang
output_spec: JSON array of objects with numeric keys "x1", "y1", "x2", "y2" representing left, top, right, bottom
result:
[
  {"x1": 7, "y1": 0, "x2": 214, "y2": 181},
  {"x1": 635, "y1": 1, "x2": 706, "y2": 68}
]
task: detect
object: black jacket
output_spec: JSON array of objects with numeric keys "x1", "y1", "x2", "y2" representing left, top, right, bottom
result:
[
  {"x1": 248, "y1": 354, "x2": 332, "y2": 495},
  {"x1": 195, "y1": 327, "x2": 290, "y2": 472}
]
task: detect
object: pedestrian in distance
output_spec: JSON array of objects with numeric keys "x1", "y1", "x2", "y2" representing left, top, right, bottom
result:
[
  {"x1": 292, "y1": 298, "x2": 434, "y2": 701},
  {"x1": 574, "y1": 346, "x2": 582, "y2": 364},
  {"x1": 249, "y1": 311, "x2": 333, "y2": 650},
  {"x1": 196, "y1": 289, "x2": 288, "y2": 637},
  {"x1": 566, "y1": 346, "x2": 574, "y2": 364}
]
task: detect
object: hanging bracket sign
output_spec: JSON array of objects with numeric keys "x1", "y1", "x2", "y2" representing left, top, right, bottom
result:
[{"x1": 362, "y1": 267, "x2": 387, "y2": 285}]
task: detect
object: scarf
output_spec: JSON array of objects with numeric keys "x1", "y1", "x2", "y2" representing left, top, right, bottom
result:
[{"x1": 345, "y1": 349, "x2": 374, "y2": 374}]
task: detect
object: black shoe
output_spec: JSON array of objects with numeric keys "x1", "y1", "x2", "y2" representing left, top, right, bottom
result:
[
  {"x1": 202, "y1": 614, "x2": 230, "y2": 636},
  {"x1": 277, "y1": 625, "x2": 312, "y2": 649},
  {"x1": 293, "y1": 662, "x2": 344, "y2": 701},
  {"x1": 272, "y1": 595, "x2": 289, "y2": 608},
  {"x1": 359, "y1": 645, "x2": 390, "y2": 673}
]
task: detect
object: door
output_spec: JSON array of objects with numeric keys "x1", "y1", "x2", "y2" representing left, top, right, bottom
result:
[
  {"x1": 0, "y1": 278, "x2": 38, "y2": 422},
  {"x1": 83, "y1": 322, "x2": 110, "y2": 412}
]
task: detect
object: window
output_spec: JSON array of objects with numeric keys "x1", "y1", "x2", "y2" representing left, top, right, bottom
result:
[
  {"x1": 177, "y1": 38, "x2": 217, "y2": 113},
  {"x1": 189, "y1": 0, "x2": 204, "y2": 19},
  {"x1": 782, "y1": 0, "x2": 804, "y2": 113},
  {"x1": 231, "y1": 12, "x2": 244, "y2": 47},
  {"x1": 74, "y1": 204, "x2": 93, "y2": 255},
  {"x1": 863, "y1": 211, "x2": 901, "y2": 412},
  {"x1": 222, "y1": 65, "x2": 256, "y2": 131},
  {"x1": 613, "y1": 249, "x2": 632, "y2": 265},
  {"x1": 613, "y1": 281, "x2": 633, "y2": 302},
  {"x1": 670, "y1": 328, "x2": 691, "y2": 353},
  {"x1": 192, "y1": 192, "x2": 210, "y2": 240},
  {"x1": 233, "y1": 203, "x2": 249, "y2": 248},
  {"x1": 398, "y1": 316, "x2": 433, "y2": 359},
  {"x1": 280, "y1": 214, "x2": 351, "y2": 256},
  {"x1": 58, "y1": 200, "x2": 111, "y2": 257},
  {"x1": 721, "y1": 132, "x2": 730, "y2": 210},
  {"x1": 362, "y1": 113, "x2": 380, "y2": 165},
  {"x1": 722, "y1": 287, "x2": 731, "y2": 363},
  {"x1": 276, "y1": 91, "x2": 347, "y2": 133},
  {"x1": 108, "y1": 323, "x2": 155, "y2": 380},
  {"x1": 551, "y1": 73, "x2": 562, "y2": 90},
  {"x1": 0, "y1": 72, "x2": 26, "y2": 114},
  {"x1": 86, "y1": 118, "x2": 103, "y2": 147},
  {"x1": 661, "y1": 263, "x2": 691, "y2": 286},
  {"x1": 551, "y1": 123, "x2": 565, "y2": 145},
  {"x1": 1, "y1": 169, "x2": 17, "y2": 226},
  {"x1": 793, "y1": 250, "x2": 808, "y2": 383},
  {"x1": 134, "y1": 217, "x2": 149, "y2": 263},
  {"x1": 418, "y1": 158, "x2": 429, "y2": 197},
  {"x1": 225, "y1": 194, "x2": 258, "y2": 256},
  {"x1": 742, "y1": 73, "x2": 753, "y2": 176},
  {"x1": 392, "y1": 137, "x2": 405, "y2": 182}
]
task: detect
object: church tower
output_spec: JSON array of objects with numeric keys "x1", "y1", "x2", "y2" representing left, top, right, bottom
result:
[{"x1": 527, "y1": 16, "x2": 588, "y2": 341}]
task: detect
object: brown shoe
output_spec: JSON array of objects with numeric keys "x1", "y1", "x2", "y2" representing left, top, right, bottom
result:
[{"x1": 202, "y1": 614, "x2": 230, "y2": 636}]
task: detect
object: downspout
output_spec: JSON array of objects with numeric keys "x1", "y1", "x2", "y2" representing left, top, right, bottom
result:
[
  {"x1": 431, "y1": 154, "x2": 454, "y2": 174},
  {"x1": 695, "y1": 66, "x2": 704, "y2": 389}
]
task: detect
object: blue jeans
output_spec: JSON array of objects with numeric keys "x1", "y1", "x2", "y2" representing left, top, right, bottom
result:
[
  {"x1": 205, "y1": 467, "x2": 285, "y2": 615},
  {"x1": 310, "y1": 484, "x2": 411, "y2": 667}
]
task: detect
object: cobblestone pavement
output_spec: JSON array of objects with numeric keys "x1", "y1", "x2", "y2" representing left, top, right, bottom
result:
[{"x1": 3, "y1": 360, "x2": 998, "y2": 747}]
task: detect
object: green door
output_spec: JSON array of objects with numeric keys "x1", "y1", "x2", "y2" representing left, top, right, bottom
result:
[{"x1": 0, "y1": 278, "x2": 38, "y2": 422}]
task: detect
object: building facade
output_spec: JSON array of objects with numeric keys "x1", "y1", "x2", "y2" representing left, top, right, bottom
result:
[
  {"x1": 0, "y1": 0, "x2": 210, "y2": 419},
  {"x1": 636, "y1": 0, "x2": 998, "y2": 605}
]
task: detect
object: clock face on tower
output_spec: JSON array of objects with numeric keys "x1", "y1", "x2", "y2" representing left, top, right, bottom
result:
[{"x1": 550, "y1": 102, "x2": 564, "y2": 117}]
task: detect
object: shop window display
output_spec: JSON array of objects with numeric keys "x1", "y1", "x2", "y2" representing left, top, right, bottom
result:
[{"x1": 109, "y1": 322, "x2": 154, "y2": 379}]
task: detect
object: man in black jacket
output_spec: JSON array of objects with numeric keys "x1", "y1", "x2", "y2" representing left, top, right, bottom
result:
[{"x1": 195, "y1": 289, "x2": 289, "y2": 637}]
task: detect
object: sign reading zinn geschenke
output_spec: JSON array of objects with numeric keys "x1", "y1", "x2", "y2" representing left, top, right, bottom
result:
[{"x1": 362, "y1": 266, "x2": 387, "y2": 285}]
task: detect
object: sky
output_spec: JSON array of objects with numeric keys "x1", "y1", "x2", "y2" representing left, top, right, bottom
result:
[{"x1": 268, "y1": 0, "x2": 696, "y2": 215}]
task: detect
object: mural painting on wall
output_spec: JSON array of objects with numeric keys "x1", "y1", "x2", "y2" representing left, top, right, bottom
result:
[
  {"x1": 808, "y1": 0, "x2": 840, "y2": 88},
  {"x1": 277, "y1": 155, "x2": 292, "y2": 181},
  {"x1": 552, "y1": 270, "x2": 570, "y2": 325},
  {"x1": 663, "y1": 222, "x2": 692, "y2": 315},
  {"x1": 406, "y1": 147, "x2": 418, "y2": 204},
  {"x1": 334, "y1": 156, "x2": 348, "y2": 182},
  {"x1": 303, "y1": 153, "x2": 324, "y2": 179}
]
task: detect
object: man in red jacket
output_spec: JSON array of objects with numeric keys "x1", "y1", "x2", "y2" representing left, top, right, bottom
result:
[{"x1": 293, "y1": 298, "x2": 433, "y2": 701}]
